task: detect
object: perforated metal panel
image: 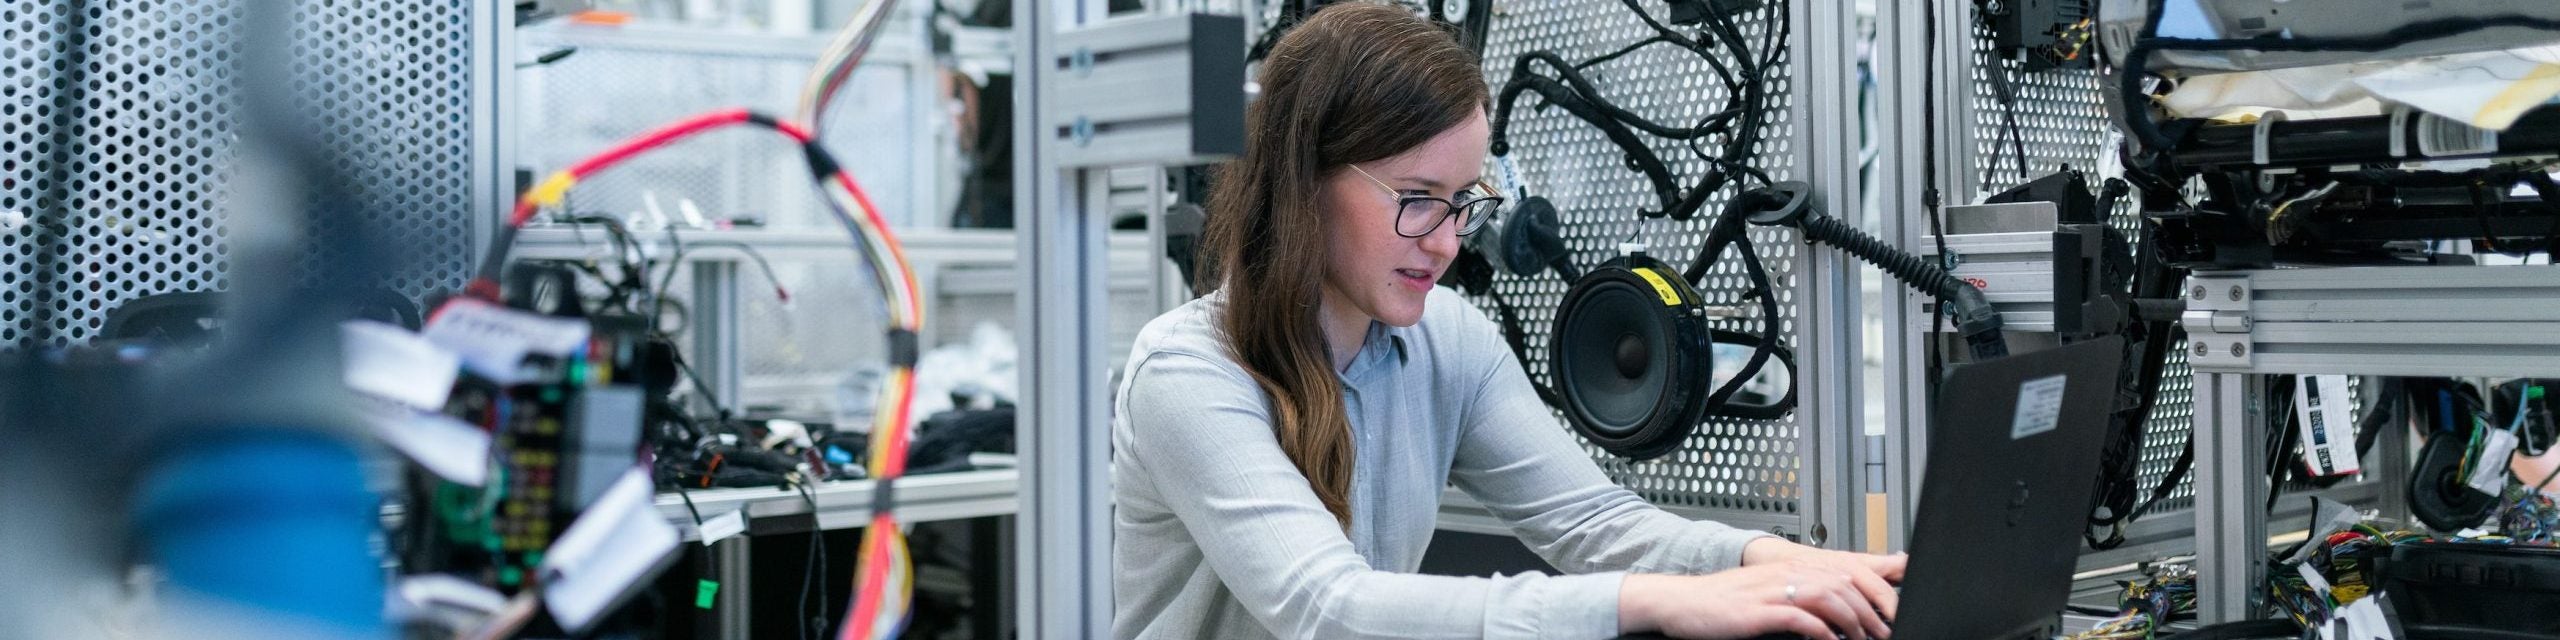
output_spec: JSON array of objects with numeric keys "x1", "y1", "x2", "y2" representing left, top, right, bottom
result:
[
  {"x1": 516, "y1": 30, "x2": 917, "y2": 231},
  {"x1": 0, "y1": 0, "x2": 487, "y2": 350},
  {"x1": 1475, "y1": 1, "x2": 1804, "y2": 514},
  {"x1": 1961, "y1": 17, "x2": 2203, "y2": 508},
  {"x1": 2, "y1": 3, "x2": 68, "y2": 349}
]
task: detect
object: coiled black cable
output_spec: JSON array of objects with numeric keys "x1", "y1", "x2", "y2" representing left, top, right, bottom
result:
[{"x1": 1737, "y1": 183, "x2": 2010, "y2": 360}]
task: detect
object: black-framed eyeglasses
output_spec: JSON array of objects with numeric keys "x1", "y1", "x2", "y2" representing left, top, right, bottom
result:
[{"x1": 1349, "y1": 163, "x2": 1506, "y2": 238}]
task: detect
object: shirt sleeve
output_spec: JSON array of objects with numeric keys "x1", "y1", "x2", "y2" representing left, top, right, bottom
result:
[
  {"x1": 1446, "y1": 304, "x2": 1775, "y2": 578},
  {"x1": 1123, "y1": 350, "x2": 1628, "y2": 640}
]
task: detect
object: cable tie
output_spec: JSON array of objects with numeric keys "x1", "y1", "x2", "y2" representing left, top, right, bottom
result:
[
  {"x1": 870, "y1": 477, "x2": 897, "y2": 517},
  {"x1": 887, "y1": 329, "x2": 919, "y2": 368},
  {"x1": 525, "y1": 171, "x2": 578, "y2": 208}
]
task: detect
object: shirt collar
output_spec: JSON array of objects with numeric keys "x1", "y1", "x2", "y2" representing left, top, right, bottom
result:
[{"x1": 1338, "y1": 320, "x2": 1404, "y2": 385}]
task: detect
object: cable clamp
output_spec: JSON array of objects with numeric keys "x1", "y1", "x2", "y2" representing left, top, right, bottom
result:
[{"x1": 2251, "y1": 110, "x2": 2287, "y2": 167}]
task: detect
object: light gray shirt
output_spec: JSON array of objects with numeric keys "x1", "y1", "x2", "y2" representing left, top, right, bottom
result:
[{"x1": 1111, "y1": 287, "x2": 1771, "y2": 640}]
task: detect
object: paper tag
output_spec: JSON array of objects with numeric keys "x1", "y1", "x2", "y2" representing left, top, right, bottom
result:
[
  {"x1": 698, "y1": 510, "x2": 747, "y2": 546},
  {"x1": 395, "y1": 574, "x2": 507, "y2": 616},
  {"x1": 358, "y1": 399, "x2": 491, "y2": 486},
  {"x1": 423, "y1": 298, "x2": 590, "y2": 384},
  {"x1": 2334, "y1": 596, "x2": 2398, "y2": 640},
  {"x1": 1493, "y1": 154, "x2": 1529, "y2": 198},
  {"x1": 342, "y1": 320, "x2": 461, "y2": 410},
  {"x1": 541, "y1": 469, "x2": 680, "y2": 634},
  {"x1": 2466, "y1": 429, "x2": 2520, "y2": 495},
  {"x1": 2011, "y1": 375, "x2": 2070, "y2": 439},
  {"x1": 2298, "y1": 562, "x2": 2335, "y2": 599},
  {"x1": 2295, "y1": 374, "x2": 2362, "y2": 477}
]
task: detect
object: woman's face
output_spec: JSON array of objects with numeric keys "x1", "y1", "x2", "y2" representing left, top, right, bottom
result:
[{"x1": 1318, "y1": 110, "x2": 1491, "y2": 329}]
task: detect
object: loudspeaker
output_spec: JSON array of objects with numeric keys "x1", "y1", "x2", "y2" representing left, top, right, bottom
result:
[
  {"x1": 2410, "y1": 432, "x2": 2501, "y2": 532},
  {"x1": 1549, "y1": 253, "x2": 1712, "y2": 460}
]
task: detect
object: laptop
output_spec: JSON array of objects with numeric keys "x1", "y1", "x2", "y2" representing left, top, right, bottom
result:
[
  {"x1": 1619, "y1": 336, "x2": 2125, "y2": 640},
  {"x1": 1892, "y1": 336, "x2": 2124, "y2": 639}
]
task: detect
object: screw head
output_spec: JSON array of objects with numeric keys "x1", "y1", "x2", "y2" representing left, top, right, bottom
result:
[
  {"x1": 2194, "y1": 342, "x2": 2210, "y2": 357},
  {"x1": 1070, "y1": 48, "x2": 1095, "y2": 76},
  {"x1": 2227, "y1": 286, "x2": 2244, "y2": 301},
  {"x1": 1070, "y1": 117, "x2": 1094, "y2": 146},
  {"x1": 2231, "y1": 343, "x2": 2248, "y2": 357},
  {"x1": 2192, "y1": 285, "x2": 2208, "y2": 300}
]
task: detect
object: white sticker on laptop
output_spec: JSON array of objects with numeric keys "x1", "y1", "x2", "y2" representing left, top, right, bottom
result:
[{"x1": 2011, "y1": 374, "x2": 2069, "y2": 440}]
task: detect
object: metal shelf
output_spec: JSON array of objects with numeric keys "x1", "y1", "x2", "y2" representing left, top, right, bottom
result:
[{"x1": 661, "y1": 459, "x2": 1019, "y2": 540}]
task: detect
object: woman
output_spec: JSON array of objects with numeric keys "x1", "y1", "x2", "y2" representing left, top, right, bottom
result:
[{"x1": 1112, "y1": 4, "x2": 1903, "y2": 639}]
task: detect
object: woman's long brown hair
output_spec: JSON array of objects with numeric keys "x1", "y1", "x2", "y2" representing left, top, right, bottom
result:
[{"x1": 1198, "y1": 3, "x2": 1486, "y2": 528}]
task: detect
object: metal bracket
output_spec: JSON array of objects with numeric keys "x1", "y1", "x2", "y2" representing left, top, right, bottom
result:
[
  {"x1": 2184, "y1": 275, "x2": 2253, "y2": 369},
  {"x1": 2185, "y1": 266, "x2": 2560, "y2": 377},
  {"x1": 1041, "y1": 13, "x2": 1244, "y2": 169}
]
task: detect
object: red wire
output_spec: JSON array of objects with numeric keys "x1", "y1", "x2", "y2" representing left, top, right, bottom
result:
[
  {"x1": 507, "y1": 109, "x2": 807, "y2": 229},
  {"x1": 489, "y1": 107, "x2": 917, "y2": 638}
]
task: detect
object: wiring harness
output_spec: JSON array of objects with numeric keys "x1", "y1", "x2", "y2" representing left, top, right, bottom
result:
[
  {"x1": 1470, "y1": 0, "x2": 1799, "y2": 427},
  {"x1": 1251, "y1": 0, "x2": 1492, "y2": 62},
  {"x1": 464, "y1": 108, "x2": 924, "y2": 640},
  {"x1": 2064, "y1": 565, "x2": 2195, "y2": 640},
  {"x1": 1488, "y1": 0, "x2": 1782, "y2": 223}
]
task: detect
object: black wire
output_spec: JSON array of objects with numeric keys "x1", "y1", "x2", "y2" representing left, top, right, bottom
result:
[
  {"x1": 1575, "y1": 36, "x2": 1680, "y2": 72},
  {"x1": 799, "y1": 489, "x2": 816, "y2": 640},
  {"x1": 1703, "y1": 237, "x2": 1792, "y2": 421},
  {"x1": 1971, "y1": 0, "x2": 2033, "y2": 187},
  {"x1": 564, "y1": 215, "x2": 650, "y2": 311},
  {"x1": 796, "y1": 481, "x2": 828, "y2": 640}
]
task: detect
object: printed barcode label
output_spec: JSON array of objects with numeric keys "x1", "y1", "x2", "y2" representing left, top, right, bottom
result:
[
  {"x1": 2294, "y1": 374, "x2": 2361, "y2": 477},
  {"x1": 2417, "y1": 113, "x2": 2498, "y2": 157},
  {"x1": 2011, "y1": 375, "x2": 2069, "y2": 440}
]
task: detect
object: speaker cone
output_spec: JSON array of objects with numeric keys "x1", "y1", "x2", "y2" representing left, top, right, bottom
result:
[{"x1": 1549, "y1": 253, "x2": 1712, "y2": 460}]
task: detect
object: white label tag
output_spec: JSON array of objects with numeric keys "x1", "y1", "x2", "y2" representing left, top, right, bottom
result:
[
  {"x1": 423, "y1": 298, "x2": 590, "y2": 384},
  {"x1": 2466, "y1": 429, "x2": 2520, "y2": 495},
  {"x1": 698, "y1": 510, "x2": 747, "y2": 546},
  {"x1": 342, "y1": 320, "x2": 461, "y2": 411},
  {"x1": 357, "y1": 399, "x2": 491, "y2": 487},
  {"x1": 2298, "y1": 562, "x2": 2334, "y2": 599},
  {"x1": 542, "y1": 469, "x2": 679, "y2": 634},
  {"x1": 2336, "y1": 596, "x2": 2397, "y2": 640},
  {"x1": 1492, "y1": 155, "x2": 1529, "y2": 199},
  {"x1": 2011, "y1": 375, "x2": 2070, "y2": 439},
  {"x1": 2295, "y1": 374, "x2": 2362, "y2": 477}
]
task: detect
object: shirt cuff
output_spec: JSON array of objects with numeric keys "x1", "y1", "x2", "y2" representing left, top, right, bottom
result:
[
  {"x1": 1702, "y1": 528, "x2": 1781, "y2": 573},
  {"x1": 1532, "y1": 571, "x2": 1629, "y2": 640}
]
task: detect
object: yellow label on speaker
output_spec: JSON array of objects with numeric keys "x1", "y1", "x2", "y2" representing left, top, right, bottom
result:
[{"x1": 1631, "y1": 268, "x2": 1682, "y2": 306}]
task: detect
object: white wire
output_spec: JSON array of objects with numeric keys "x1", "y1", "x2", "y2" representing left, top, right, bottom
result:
[{"x1": 796, "y1": 0, "x2": 904, "y2": 135}]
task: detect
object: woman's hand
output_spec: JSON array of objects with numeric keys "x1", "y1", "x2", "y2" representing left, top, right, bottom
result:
[
  {"x1": 1617, "y1": 539, "x2": 1907, "y2": 639},
  {"x1": 1619, "y1": 560, "x2": 1891, "y2": 640},
  {"x1": 1741, "y1": 538, "x2": 1906, "y2": 603}
]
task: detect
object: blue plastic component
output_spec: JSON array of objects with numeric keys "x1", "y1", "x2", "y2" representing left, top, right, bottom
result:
[{"x1": 132, "y1": 430, "x2": 387, "y2": 637}]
